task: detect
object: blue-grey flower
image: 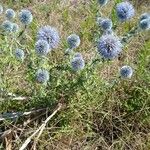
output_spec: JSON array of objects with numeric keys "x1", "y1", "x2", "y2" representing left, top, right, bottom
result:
[
  {"x1": 71, "y1": 54, "x2": 85, "y2": 71},
  {"x1": 15, "y1": 49, "x2": 25, "y2": 61},
  {"x1": 98, "y1": 0, "x2": 109, "y2": 6},
  {"x1": 120, "y1": 65, "x2": 133, "y2": 78},
  {"x1": 0, "y1": 5, "x2": 3, "y2": 14},
  {"x1": 100, "y1": 18, "x2": 113, "y2": 30},
  {"x1": 36, "y1": 69, "x2": 49, "y2": 84},
  {"x1": 12, "y1": 23, "x2": 19, "y2": 32},
  {"x1": 1, "y1": 20, "x2": 13, "y2": 32},
  {"x1": 116, "y1": 2, "x2": 135, "y2": 21},
  {"x1": 97, "y1": 34, "x2": 122, "y2": 59},
  {"x1": 19, "y1": 9, "x2": 33, "y2": 25},
  {"x1": 37, "y1": 26, "x2": 60, "y2": 49},
  {"x1": 35, "y1": 40, "x2": 50, "y2": 56},
  {"x1": 67, "y1": 34, "x2": 80, "y2": 49},
  {"x1": 140, "y1": 13, "x2": 150, "y2": 21},
  {"x1": 5, "y1": 9, "x2": 16, "y2": 20},
  {"x1": 139, "y1": 18, "x2": 150, "y2": 30}
]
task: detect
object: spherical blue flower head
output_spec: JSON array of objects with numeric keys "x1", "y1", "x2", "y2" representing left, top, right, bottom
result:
[
  {"x1": 37, "y1": 26, "x2": 60, "y2": 49},
  {"x1": 116, "y1": 2, "x2": 135, "y2": 21},
  {"x1": 0, "y1": 5, "x2": 3, "y2": 14},
  {"x1": 139, "y1": 19, "x2": 150, "y2": 30},
  {"x1": 1, "y1": 20, "x2": 13, "y2": 32},
  {"x1": 12, "y1": 23, "x2": 19, "y2": 32},
  {"x1": 35, "y1": 40, "x2": 50, "y2": 56},
  {"x1": 5, "y1": 9, "x2": 16, "y2": 20},
  {"x1": 71, "y1": 55, "x2": 85, "y2": 71},
  {"x1": 15, "y1": 49, "x2": 25, "y2": 61},
  {"x1": 67, "y1": 34, "x2": 80, "y2": 49},
  {"x1": 19, "y1": 9, "x2": 33, "y2": 25},
  {"x1": 97, "y1": 35, "x2": 122, "y2": 60},
  {"x1": 36, "y1": 69, "x2": 49, "y2": 84},
  {"x1": 140, "y1": 13, "x2": 150, "y2": 21},
  {"x1": 120, "y1": 66, "x2": 133, "y2": 78},
  {"x1": 98, "y1": 0, "x2": 109, "y2": 6},
  {"x1": 100, "y1": 19, "x2": 113, "y2": 30}
]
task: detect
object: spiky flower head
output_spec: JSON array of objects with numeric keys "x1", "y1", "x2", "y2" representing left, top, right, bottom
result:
[
  {"x1": 0, "y1": 5, "x2": 3, "y2": 14},
  {"x1": 67, "y1": 34, "x2": 80, "y2": 49},
  {"x1": 100, "y1": 18, "x2": 113, "y2": 30},
  {"x1": 140, "y1": 13, "x2": 150, "y2": 21},
  {"x1": 139, "y1": 18, "x2": 150, "y2": 30},
  {"x1": 71, "y1": 53, "x2": 85, "y2": 71},
  {"x1": 37, "y1": 26, "x2": 60, "y2": 49},
  {"x1": 15, "y1": 49, "x2": 25, "y2": 61},
  {"x1": 19, "y1": 9, "x2": 33, "y2": 25},
  {"x1": 36, "y1": 69, "x2": 49, "y2": 84},
  {"x1": 12, "y1": 23, "x2": 19, "y2": 32},
  {"x1": 98, "y1": 0, "x2": 109, "y2": 6},
  {"x1": 5, "y1": 9, "x2": 16, "y2": 20},
  {"x1": 116, "y1": 2, "x2": 135, "y2": 21},
  {"x1": 1, "y1": 20, "x2": 13, "y2": 33},
  {"x1": 97, "y1": 34, "x2": 122, "y2": 60},
  {"x1": 35, "y1": 40, "x2": 50, "y2": 56},
  {"x1": 120, "y1": 65, "x2": 133, "y2": 79}
]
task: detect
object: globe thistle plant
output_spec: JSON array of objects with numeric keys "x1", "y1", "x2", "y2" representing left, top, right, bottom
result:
[
  {"x1": 15, "y1": 49, "x2": 25, "y2": 61},
  {"x1": 120, "y1": 66, "x2": 133, "y2": 79},
  {"x1": 100, "y1": 18, "x2": 113, "y2": 30},
  {"x1": 67, "y1": 34, "x2": 80, "y2": 49},
  {"x1": 71, "y1": 53, "x2": 85, "y2": 71},
  {"x1": 98, "y1": 0, "x2": 109, "y2": 6},
  {"x1": 36, "y1": 69, "x2": 50, "y2": 84},
  {"x1": 97, "y1": 34, "x2": 122, "y2": 60},
  {"x1": 19, "y1": 9, "x2": 33, "y2": 25},
  {"x1": 35, "y1": 40, "x2": 50, "y2": 56},
  {"x1": 37, "y1": 26, "x2": 60, "y2": 49},
  {"x1": 0, "y1": 5, "x2": 3, "y2": 14},
  {"x1": 12, "y1": 23, "x2": 19, "y2": 32},
  {"x1": 1, "y1": 20, "x2": 13, "y2": 33},
  {"x1": 116, "y1": 2, "x2": 135, "y2": 21},
  {"x1": 5, "y1": 9, "x2": 16, "y2": 20},
  {"x1": 139, "y1": 19, "x2": 150, "y2": 30}
]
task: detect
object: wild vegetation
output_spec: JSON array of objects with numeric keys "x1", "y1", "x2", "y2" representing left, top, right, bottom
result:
[{"x1": 0, "y1": 0, "x2": 150, "y2": 149}]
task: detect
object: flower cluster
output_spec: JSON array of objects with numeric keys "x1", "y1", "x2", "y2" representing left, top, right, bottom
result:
[
  {"x1": 139, "y1": 13, "x2": 150, "y2": 30},
  {"x1": 116, "y1": 2, "x2": 135, "y2": 21},
  {"x1": 37, "y1": 26, "x2": 60, "y2": 49},
  {"x1": 36, "y1": 69, "x2": 50, "y2": 84},
  {"x1": 35, "y1": 39, "x2": 50, "y2": 56},
  {"x1": 19, "y1": 9, "x2": 33, "y2": 25},
  {"x1": 5, "y1": 9, "x2": 16, "y2": 20},
  {"x1": 120, "y1": 66, "x2": 133, "y2": 79},
  {"x1": 2, "y1": 20, "x2": 13, "y2": 33},
  {"x1": 97, "y1": 34, "x2": 122, "y2": 60},
  {"x1": 71, "y1": 53, "x2": 85, "y2": 71},
  {"x1": 67, "y1": 34, "x2": 80, "y2": 49},
  {"x1": 15, "y1": 49, "x2": 25, "y2": 61}
]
